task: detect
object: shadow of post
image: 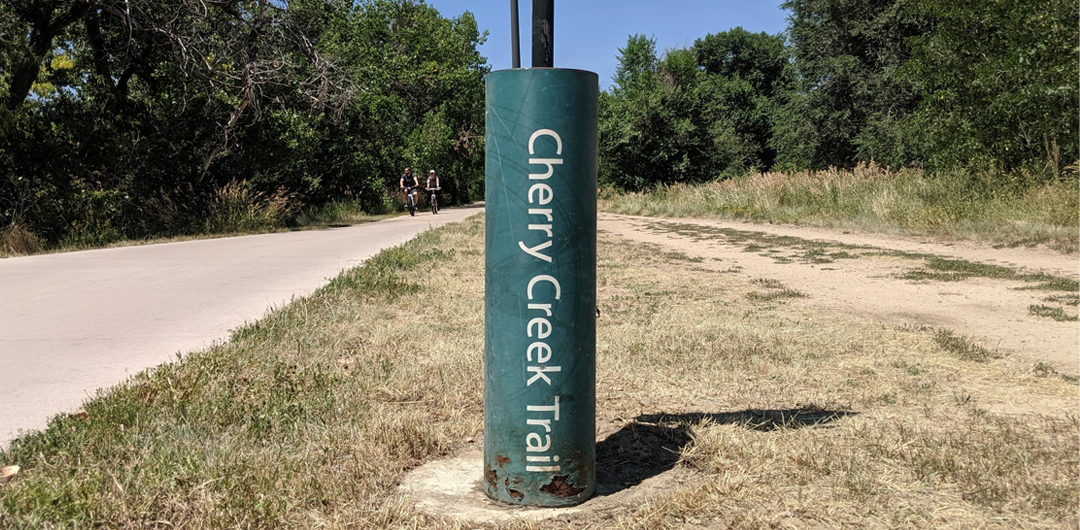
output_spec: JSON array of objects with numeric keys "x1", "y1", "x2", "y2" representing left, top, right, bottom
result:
[{"x1": 594, "y1": 408, "x2": 856, "y2": 497}]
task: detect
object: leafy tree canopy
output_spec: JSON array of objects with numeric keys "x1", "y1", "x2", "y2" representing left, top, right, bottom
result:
[
  {"x1": 0, "y1": 0, "x2": 488, "y2": 246},
  {"x1": 600, "y1": 29, "x2": 792, "y2": 191},
  {"x1": 901, "y1": 0, "x2": 1079, "y2": 171}
]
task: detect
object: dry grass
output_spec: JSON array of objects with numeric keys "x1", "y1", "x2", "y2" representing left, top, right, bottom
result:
[
  {"x1": 600, "y1": 162, "x2": 1080, "y2": 253},
  {"x1": 202, "y1": 179, "x2": 303, "y2": 234},
  {"x1": 0, "y1": 223, "x2": 44, "y2": 257},
  {"x1": 1, "y1": 214, "x2": 1076, "y2": 528}
]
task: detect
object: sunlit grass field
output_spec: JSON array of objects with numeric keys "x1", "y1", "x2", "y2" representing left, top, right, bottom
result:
[
  {"x1": 600, "y1": 163, "x2": 1080, "y2": 253},
  {"x1": 2, "y1": 214, "x2": 1075, "y2": 528}
]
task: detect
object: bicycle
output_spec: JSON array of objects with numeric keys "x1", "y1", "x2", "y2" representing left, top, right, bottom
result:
[
  {"x1": 427, "y1": 187, "x2": 440, "y2": 214},
  {"x1": 404, "y1": 186, "x2": 417, "y2": 216}
]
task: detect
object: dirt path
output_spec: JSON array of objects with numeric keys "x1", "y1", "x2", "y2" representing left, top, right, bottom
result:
[{"x1": 599, "y1": 213, "x2": 1080, "y2": 377}]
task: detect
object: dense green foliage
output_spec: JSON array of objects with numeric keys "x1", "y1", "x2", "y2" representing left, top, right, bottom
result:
[
  {"x1": 599, "y1": 0, "x2": 1079, "y2": 191},
  {"x1": 901, "y1": 0, "x2": 1078, "y2": 171},
  {"x1": 0, "y1": 0, "x2": 487, "y2": 248},
  {"x1": 774, "y1": 0, "x2": 932, "y2": 170},
  {"x1": 599, "y1": 30, "x2": 793, "y2": 190}
]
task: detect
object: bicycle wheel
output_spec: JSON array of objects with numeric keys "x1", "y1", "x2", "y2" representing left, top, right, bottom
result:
[{"x1": 431, "y1": 194, "x2": 438, "y2": 214}]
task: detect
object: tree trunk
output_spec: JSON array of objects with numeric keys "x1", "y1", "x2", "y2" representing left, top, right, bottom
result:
[{"x1": 84, "y1": 10, "x2": 114, "y2": 90}]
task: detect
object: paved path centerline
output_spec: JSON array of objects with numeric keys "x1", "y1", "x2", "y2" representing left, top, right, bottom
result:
[{"x1": 0, "y1": 206, "x2": 482, "y2": 445}]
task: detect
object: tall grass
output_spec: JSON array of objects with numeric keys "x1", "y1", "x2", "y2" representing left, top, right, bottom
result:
[
  {"x1": 600, "y1": 162, "x2": 1080, "y2": 252},
  {"x1": 0, "y1": 223, "x2": 43, "y2": 257},
  {"x1": 202, "y1": 180, "x2": 302, "y2": 235},
  {"x1": 292, "y1": 199, "x2": 385, "y2": 228},
  {"x1": 2, "y1": 184, "x2": 392, "y2": 257}
]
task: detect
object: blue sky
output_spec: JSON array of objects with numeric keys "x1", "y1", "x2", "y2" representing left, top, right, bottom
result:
[{"x1": 426, "y1": 1, "x2": 792, "y2": 88}]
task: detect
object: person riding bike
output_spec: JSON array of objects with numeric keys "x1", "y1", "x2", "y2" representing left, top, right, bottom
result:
[
  {"x1": 400, "y1": 167, "x2": 419, "y2": 210},
  {"x1": 426, "y1": 169, "x2": 441, "y2": 214}
]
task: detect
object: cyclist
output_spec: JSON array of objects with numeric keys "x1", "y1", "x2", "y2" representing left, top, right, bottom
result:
[
  {"x1": 400, "y1": 167, "x2": 419, "y2": 210},
  {"x1": 426, "y1": 169, "x2": 441, "y2": 214}
]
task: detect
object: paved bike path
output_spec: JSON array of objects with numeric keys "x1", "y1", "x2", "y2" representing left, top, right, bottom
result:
[{"x1": 0, "y1": 206, "x2": 482, "y2": 445}]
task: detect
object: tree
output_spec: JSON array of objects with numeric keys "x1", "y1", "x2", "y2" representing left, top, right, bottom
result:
[
  {"x1": 901, "y1": 0, "x2": 1079, "y2": 171},
  {"x1": 773, "y1": 0, "x2": 932, "y2": 170},
  {"x1": 598, "y1": 30, "x2": 795, "y2": 190},
  {"x1": 325, "y1": 0, "x2": 488, "y2": 206},
  {"x1": 600, "y1": 35, "x2": 718, "y2": 190},
  {"x1": 695, "y1": 28, "x2": 794, "y2": 171},
  {"x1": 2, "y1": 0, "x2": 92, "y2": 109},
  {"x1": 0, "y1": 0, "x2": 489, "y2": 245},
  {"x1": 599, "y1": 34, "x2": 662, "y2": 190}
]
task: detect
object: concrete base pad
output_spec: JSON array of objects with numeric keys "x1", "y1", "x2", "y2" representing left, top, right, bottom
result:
[{"x1": 397, "y1": 447, "x2": 697, "y2": 525}]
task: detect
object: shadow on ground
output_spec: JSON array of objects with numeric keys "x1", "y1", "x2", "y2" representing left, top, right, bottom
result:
[{"x1": 594, "y1": 408, "x2": 856, "y2": 497}]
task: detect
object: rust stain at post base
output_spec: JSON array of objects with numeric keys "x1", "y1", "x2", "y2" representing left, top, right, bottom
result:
[
  {"x1": 497, "y1": 455, "x2": 511, "y2": 465},
  {"x1": 577, "y1": 461, "x2": 593, "y2": 477},
  {"x1": 485, "y1": 466, "x2": 497, "y2": 489},
  {"x1": 539, "y1": 475, "x2": 586, "y2": 497},
  {"x1": 505, "y1": 479, "x2": 525, "y2": 500},
  {"x1": 508, "y1": 488, "x2": 525, "y2": 500}
]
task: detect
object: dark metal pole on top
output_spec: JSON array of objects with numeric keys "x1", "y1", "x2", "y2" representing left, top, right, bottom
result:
[
  {"x1": 510, "y1": 0, "x2": 521, "y2": 69},
  {"x1": 532, "y1": 0, "x2": 554, "y2": 68}
]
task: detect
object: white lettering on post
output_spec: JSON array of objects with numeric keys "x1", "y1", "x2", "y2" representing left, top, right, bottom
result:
[
  {"x1": 527, "y1": 318, "x2": 552, "y2": 339},
  {"x1": 529, "y1": 129, "x2": 563, "y2": 155},
  {"x1": 529, "y1": 208, "x2": 553, "y2": 221},
  {"x1": 521, "y1": 128, "x2": 568, "y2": 474},
  {"x1": 520, "y1": 130, "x2": 561, "y2": 264},
  {"x1": 528, "y1": 158, "x2": 563, "y2": 180},
  {"x1": 518, "y1": 240, "x2": 553, "y2": 262},
  {"x1": 527, "y1": 276, "x2": 561, "y2": 300},
  {"x1": 528, "y1": 183, "x2": 553, "y2": 205},
  {"x1": 525, "y1": 396, "x2": 561, "y2": 471},
  {"x1": 526, "y1": 342, "x2": 551, "y2": 363}
]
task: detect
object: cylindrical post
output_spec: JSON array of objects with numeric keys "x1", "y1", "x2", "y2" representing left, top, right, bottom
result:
[
  {"x1": 510, "y1": 0, "x2": 521, "y2": 69},
  {"x1": 483, "y1": 68, "x2": 598, "y2": 507},
  {"x1": 532, "y1": 0, "x2": 553, "y2": 68}
]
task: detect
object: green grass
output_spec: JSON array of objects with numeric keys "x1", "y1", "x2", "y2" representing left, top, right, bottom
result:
[
  {"x1": 933, "y1": 329, "x2": 1002, "y2": 363},
  {"x1": 642, "y1": 220, "x2": 1078, "y2": 301},
  {"x1": 646, "y1": 220, "x2": 876, "y2": 265},
  {"x1": 900, "y1": 257, "x2": 1078, "y2": 292},
  {"x1": 601, "y1": 163, "x2": 1080, "y2": 252},
  {"x1": 1042, "y1": 294, "x2": 1080, "y2": 306},
  {"x1": 745, "y1": 278, "x2": 808, "y2": 302},
  {"x1": 1029, "y1": 305, "x2": 1079, "y2": 322},
  {"x1": 0, "y1": 179, "x2": 404, "y2": 258},
  {"x1": 293, "y1": 199, "x2": 397, "y2": 229},
  {"x1": 1, "y1": 198, "x2": 394, "y2": 259}
]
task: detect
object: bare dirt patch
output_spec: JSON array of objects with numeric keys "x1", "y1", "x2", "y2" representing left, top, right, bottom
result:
[
  {"x1": 399, "y1": 447, "x2": 704, "y2": 525},
  {"x1": 599, "y1": 213, "x2": 1080, "y2": 379}
]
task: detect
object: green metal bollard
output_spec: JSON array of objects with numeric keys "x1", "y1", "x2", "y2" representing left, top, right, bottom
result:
[{"x1": 483, "y1": 68, "x2": 598, "y2": 507}]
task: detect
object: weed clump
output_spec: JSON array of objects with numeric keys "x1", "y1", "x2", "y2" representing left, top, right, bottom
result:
[
  {"x1": 0, "y1": 223, "x2": 43, "y2": 256},
  {"x1": 202, "y1": 180, "x2": 302, "y2": 234},
  {"x1": 933, "y1": 329, "x2": 1001, "y2": 362},
  {"x1": 1028, "y1": 305, "x2": 1079, "y2": 322}
]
